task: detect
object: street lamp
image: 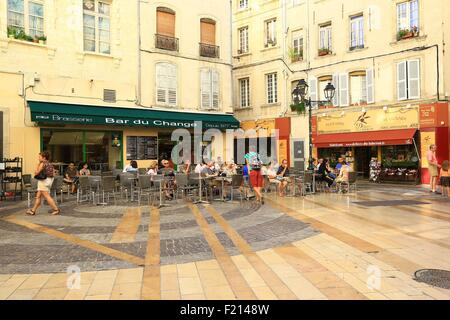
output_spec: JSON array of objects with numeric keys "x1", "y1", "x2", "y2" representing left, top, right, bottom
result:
[{"x1": 292, "y1": 79, "x2": 335, "y2": 171}]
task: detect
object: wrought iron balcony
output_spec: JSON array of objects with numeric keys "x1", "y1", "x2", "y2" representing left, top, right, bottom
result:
[
  {"x1": 155, "y1": 34, "x2": 179, "y2": 52},
  {"x1": 199, "y1": 43, "x2": 220, "y2": 58}
]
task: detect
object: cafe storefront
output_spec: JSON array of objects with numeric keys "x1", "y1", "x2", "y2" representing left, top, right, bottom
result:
[
  {"x1": 29, "y1": 101, "x2": 239, "y2": 172},
  {"x1": 312, "y1": 105, "x2": 421, "y2": 183}
]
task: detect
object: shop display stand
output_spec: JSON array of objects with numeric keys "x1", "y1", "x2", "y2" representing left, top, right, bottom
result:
[{"x1": 0, "y1": 157, "x2": 23, "y2": 201}]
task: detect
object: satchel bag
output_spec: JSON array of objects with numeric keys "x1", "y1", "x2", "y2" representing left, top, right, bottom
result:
[{"x1": 34, "y1": 169, "x2": 47, "y2": 180}]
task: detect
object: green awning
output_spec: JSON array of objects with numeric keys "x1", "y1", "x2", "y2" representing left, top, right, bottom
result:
[{"x1": 28, "y1": 101, "x2": 240, "y2": 130}]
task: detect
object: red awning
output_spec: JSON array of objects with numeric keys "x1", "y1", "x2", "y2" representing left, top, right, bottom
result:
[{"x1": 313, "y1": 129, "x2": 417, "y2": 148}]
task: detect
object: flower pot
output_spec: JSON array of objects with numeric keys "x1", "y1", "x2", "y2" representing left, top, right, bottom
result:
[
  {"x1": 39, "y1": 40, "x2": 45, "y2": 45},
  {"x1": 318, "y1": 50, "x2": 330, "y2": 56}
]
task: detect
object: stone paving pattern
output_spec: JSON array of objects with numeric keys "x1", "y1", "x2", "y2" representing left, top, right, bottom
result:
[{"x1": 0, "y1": 183, "x2": 449, "y2": 300}]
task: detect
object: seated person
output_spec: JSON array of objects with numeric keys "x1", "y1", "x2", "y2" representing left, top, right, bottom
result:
[
  {"x1": 194, "y1": 162, "x2": 206, "y2": 174},
  {"x1": 123, "y1": 160, "x2": 138, "y2": 173},
  {"x1": 79, "y1": 162, "x2": 91, "y2": 176},
  {"x1": 335, "y1": 157, "x2": 345, "y2": 173},
  {"x1": 335, "y1": 163, "x2": 350, "y2": 192},
  {"x1": 64, "y1": 162, "x2": 79, "y2": 194},
  {"x1": 178, "y1": 159, "x2": 191, "y2": 174},
  {"x1": 266, "y1": 163, "x2": 282, "y2": 194},
  {"x1": 147, "y1": 162, "x2": 158, "y2": 180},
  {"x1": 276, "y1": 159, "x2": 291, "y2": 197},
  {"x1": 318, "y1": 159, "x2": 335, "y2": 188},
  {"x1": 220, "y1": 161, "x2": 237, "y2": 199},
  {"x1": 158, "y1": 159, "x2": 175, "y2": 199}
]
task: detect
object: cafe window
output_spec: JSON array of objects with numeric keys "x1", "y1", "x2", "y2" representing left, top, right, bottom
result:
[{"x1": 41, "y1": 130, "x2": 122, "y2": 171}]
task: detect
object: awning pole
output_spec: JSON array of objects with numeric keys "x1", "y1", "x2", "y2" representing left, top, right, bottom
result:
[{"x1": 413, "y1": 138, "x2": 421, "y2": 161}]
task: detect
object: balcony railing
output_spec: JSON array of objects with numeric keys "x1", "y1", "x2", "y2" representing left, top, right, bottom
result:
[
  {"x1": 155, "y1": 34, "x2": 179, "y2": 52},
  {"x1": 199, "y1": 43, "x2": 220, "y2": 58}
]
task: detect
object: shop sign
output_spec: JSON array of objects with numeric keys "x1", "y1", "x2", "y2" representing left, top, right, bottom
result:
[
  {"x1": 419, "y1": 104, "x2": 436, "y2": 128},
  {"x1": 32, "y1": 113, "x2": 236, "y2": 130},
  {"x1": 317, "y1": 106, "x2": 419, "y2": 134},
  {"x1": 240, "y1": 119, "x2": 276, "y2": 137},
  {"x1": 420, "y1": 131, "x2": 436, "y2": 168}
]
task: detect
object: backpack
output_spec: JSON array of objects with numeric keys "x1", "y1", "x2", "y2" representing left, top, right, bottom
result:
[{"x1": 250, "y1": 154, "x2": 262, "y2": 170}]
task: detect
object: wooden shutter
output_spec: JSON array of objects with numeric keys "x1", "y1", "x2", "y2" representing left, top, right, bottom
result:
[
  {"x1": 212, "y1": 71, "x2": 219, "y2": 109},
  {"x1": 156, "y1": 63, "x2": 177, "y2": 106},
  {"x1": 332, "y1": 73, "x2": 339, "y2": 106},
  {"x1": 339, "y1": 73, "x2": 349, "y2": 106},
  {"x1": 397, "y1": 61, "x2": 407, "y2": 101},
  {"x1": 408, "y1": 59, "x2": 420, "y2": 99},
  {"x1": 201, "y1": 20, "x2": 216, "y2": 45},
  {"x1": 309, "y1": 76, "x2": 317, "y2": 108},
  {"x1": 366, "y1": 68, "x2": 375, "y2": 104},
  {"x1": 156, "y1": 63, "x2": 167, "y2": 104},
  {"x1": 201, "y1": 69, "x2": 211, "y2": 109},
  {"x1": 157, "y1": 10, "x2": 175, "y2": 37}
]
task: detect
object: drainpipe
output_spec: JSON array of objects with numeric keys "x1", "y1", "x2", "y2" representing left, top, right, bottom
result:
[
  {"x1": 136, "y1": 0, "x2": 142, "y2": 106},
  {"x1": 229, "y1": 0, "x2": 234, "y2": 111}
]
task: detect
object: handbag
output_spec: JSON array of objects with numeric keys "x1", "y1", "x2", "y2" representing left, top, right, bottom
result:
[{"x1": 34, "y1": 169, "x2": 47, "y2": 180}]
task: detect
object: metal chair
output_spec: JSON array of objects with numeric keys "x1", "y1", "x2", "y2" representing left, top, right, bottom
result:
[
  {"x1": 50, "y1": 176, "x2": 64, "y2": 204},
  {"x1": 88, "y1": 176, "x2": 102, "y2": 204},
  {"x1": 348, "y1": 172, "x2": 357, "y2": 193},
  {"x1": 119, "y1": 173, "x2": 134, "y2": 201},
  {"x1": 138, "y1": 168, "x2": 147, "y2": 175},
  {"x1": 137, "y1": 175, "x2": 153, "y2": 206},
  {"x1": 175, "y1": 174, "x2": 197, "y2": 200},
  {"x1": 101, "y1": 171, "x2": 113, "y2": 176},
  {"x1": 91, "y1": 170, "x2": 101, "y2": 176},
  {"x1": 98, "y1": 176, "x2": 117, "y2": 205},
  {"x1": 77, "y1": 176, "x2": 90, "y2": 203},
  {"x1": 303, "y1": 172, "x2": 314, "y2": 195},
  {"x1": 229, "y1": 174, "x2": 244, "y2": 204},
  {"x1": 27, "y1": 178, "x2": 39, "y2": 208}
]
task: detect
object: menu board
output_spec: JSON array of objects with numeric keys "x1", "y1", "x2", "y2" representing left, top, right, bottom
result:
[{"x1": 126, "y1": 136, "x2": 157, "y2": 160}]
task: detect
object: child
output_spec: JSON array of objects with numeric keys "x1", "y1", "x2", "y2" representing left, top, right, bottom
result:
[{"x1": 439, "y1": 160, "x2": 449, "y2": 197}]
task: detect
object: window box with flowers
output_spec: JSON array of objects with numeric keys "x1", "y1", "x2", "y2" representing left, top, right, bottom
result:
[
  {"x1": 318, "y1": 48, "x2": 331, "y2": 56},
  {"x1": 288, "y1": 47, "x2": 303, "y2": 63},
  {"x1": 7, "y1": 26, "x2": 46, "y2": 45},
  {"x1": 397, "y1": 26, "x2": 419, "y2": 41}
]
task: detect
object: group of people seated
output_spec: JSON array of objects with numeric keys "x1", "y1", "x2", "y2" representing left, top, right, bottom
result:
[
  {"x1": 316, "y1": 157, "x2": 351, "y2": 191},
  {"x1": 63, "y1": 162, "x2": 92, "y2": 194}
]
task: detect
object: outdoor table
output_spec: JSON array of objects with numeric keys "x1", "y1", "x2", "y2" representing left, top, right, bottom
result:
[
  {"x1": 286, "y1": 174, "x2": 300, "y2": 197},
  {"x1": 190, "y1": 175, "x2": 213, "y2": 204},
  {"x1": 154, "y1": 176, "x2": 174, "y2": 208},
  {"x1": 127, "y1": 176, "x2": 138, "y2": 202}
]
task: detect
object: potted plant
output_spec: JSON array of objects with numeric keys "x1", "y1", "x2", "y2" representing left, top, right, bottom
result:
[
  {"x1": 38, "y1": 35, "x2": 47, "y2": 44},
  {"x1": 290, "y1": 101, "x2": 306, "y2": 115},
  {"x1": 397, "y1": 28, "x2": 416, "y2": 40},
  {"x1": 33, "y1": 36, "x2": 39, "y2": 43},
  {"x1": 288, "y1": 47, "x2": 303, "y2": 63},
  {"x1": 7, "y1": 26, "x2": 17, "y2": 39},
  {"x1": 411, "y1": 26, "x2": 419, "y2": 36},
  {"x1": 318, "y1": 48, "x2": 331, "y2": 56}
]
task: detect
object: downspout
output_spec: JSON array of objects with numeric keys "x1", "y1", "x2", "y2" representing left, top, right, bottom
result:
[
  {"x1": 282, "y1": 0, "x2": 288, "y2": 117},
  {"x1": 136, "y1": 0, "x2": 142, "y2": 106},
  {"x1": 230, "y1": 0, "x2": 234, "y2": 111}
]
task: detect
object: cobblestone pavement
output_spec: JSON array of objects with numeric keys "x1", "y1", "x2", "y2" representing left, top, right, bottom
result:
[{"x1": 0, "y1": 183, "x2": 449, "y2": 300}]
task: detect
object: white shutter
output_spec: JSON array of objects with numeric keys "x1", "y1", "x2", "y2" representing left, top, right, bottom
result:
[
  {"x1": 167, "y1": 64, "x2": 177, "y2": 106},
  {"x1": 339, "y1": 73, "x2": 349, "y2": 106},
  {"x1": 366, "y1": 68, "x2": 374, "y2": 104},
  {"x1": 397, "y1": 61, "x2": 407, "y2": 101},
  {"x1": 309, "y1": 76, "x2": 317, "y2": 108},
  {"x1": 201, "y1": 69, "x2": 211, "y2": 109},
  {"x1": 408, "y1": 59, "x2": 420, "y2": 99},
  {"x1": 212, "y1": 70, "x2": 219, "y2": 110},
  {"x1": 332, "y1": 73, "x2": 339, "y2": 106},
  {"x1": 156, "y1": 64, "x2": 168, "y2": 104}
]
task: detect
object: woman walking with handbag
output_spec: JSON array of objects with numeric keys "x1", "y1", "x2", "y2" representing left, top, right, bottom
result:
[{"x1": 26, "y1": 151, "x2": 60, "y2": 216}]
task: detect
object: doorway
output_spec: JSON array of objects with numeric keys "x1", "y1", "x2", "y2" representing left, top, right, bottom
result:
[{"x1": 354, "y1": 147, "x2": 378, "y2": 178}]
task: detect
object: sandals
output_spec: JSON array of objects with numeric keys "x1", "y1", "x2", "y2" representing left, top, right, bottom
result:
[
  {"x1": 51, "y1": 209, "x2": 61, "y2": 216},
  {"x1": 26, "y1": 209, "x2": 36, "y2": 216}
]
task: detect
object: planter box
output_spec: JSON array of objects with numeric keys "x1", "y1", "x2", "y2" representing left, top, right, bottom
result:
[{"x1": 318, "y1": 50, "x2": 331, "y2": 56}]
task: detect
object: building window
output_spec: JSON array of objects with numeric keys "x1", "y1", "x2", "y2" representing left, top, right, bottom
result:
[
  {"x1": 239, "y1": 78, "x2": 250, "y2": 108},
  {"x1": 238, "y1": 26, "x2": 249, "y2": 54},
  {"x1": 349, "y1": 71, "x2": 367, "y2": 105},
  {"x1": 397, "y1": 0, "x2": 419, "y2": 40},
  {"x1": 319, "y1": 24, "x2": 332, "y2": 55},
  {"x1": 397, "y1": 60, "x2": 420, "y2": 101},
  {"x1": 291, "y1": 34, "x2": 303, "y2": 62},
  {"x1": 83, "y1": 0, "x2": 110, "y2": 54},
  {"x1": 264, "y1": 18, "x2": 277, "y2": 47},
  {"x1": 7, "y1": 0, "x2": 44, "y2": 39},
  {"x1": 239, "y1": 0, "x2": 248, "y2": 10},
  {"x1": 201, "y1": 69, "x2": 220, "y2": 110},
  {"x1": 266, "y1": 73, "x2": 278, "y2": 104},
  {"x1": 155, "y1": 7, "x2": 178, "y2": 51},
  {"x1": 350, "y1": 15, "x2": 364, "y2": 50},
  {"x1": 200, "y1": 18, "x2": 219, "y2": 58},
  {"x1": 156, "y1": 63, "x2": 177, "y2": 106}
]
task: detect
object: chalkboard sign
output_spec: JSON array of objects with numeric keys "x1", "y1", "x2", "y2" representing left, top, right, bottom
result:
[{"x1": 126, "y1": 136, "x2": 157, "y2": 160}]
